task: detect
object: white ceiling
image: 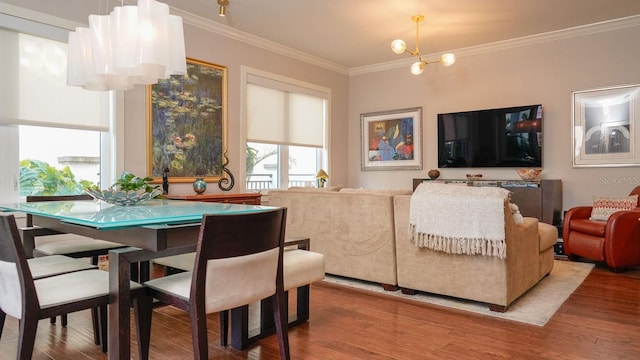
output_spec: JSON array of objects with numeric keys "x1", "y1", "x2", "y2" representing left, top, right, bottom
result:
[{"x1": 3, "y1": 0, "x2": 640, "y2": 70}]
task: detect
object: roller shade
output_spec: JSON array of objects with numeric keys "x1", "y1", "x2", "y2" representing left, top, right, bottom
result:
[
  {"x1": 246, "y1": 75, "x2": 326, "y2": 147},
  {"x1": 0, "y1": 28, "x2": 109, "y2": 131}
]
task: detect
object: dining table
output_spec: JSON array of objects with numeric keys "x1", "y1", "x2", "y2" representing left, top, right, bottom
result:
[{"x1": 0, "y1": 198, "x2": 276, "y2": 360}]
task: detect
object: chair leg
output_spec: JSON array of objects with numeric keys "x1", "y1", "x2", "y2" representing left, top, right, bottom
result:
[
  {"x1": 138, "y1": 261, "x2": 150, "y2": 283},
  {"x1": 0, "y1": 309, "x2": 6, "y2": 339},
  {"x1": 131, "y1": 262, "x2": 140, "y2": 282},
  {"x1": 134, "y1": 291, "x2": 153, "y2": 360},
  {"x1": 271, "y1": 291, "x2": 291, "y2": 360},
  {"x1": 98, "y1": 306, "x2": 108, "y2": 353},
  {"x1": 230, "y1": 306, "x2": 250, "y2": 350},
  {"x1": 17, "y1": 315, "x2": 38, "y2": 360},
  {"x1": 190, "y1": 305, "x2": 209, "y2": 360},
  {"x1": 91, "y1": 308, "x2": 100, "y2": 345},
  {"x1": 219, "y1": 310, "x2": 228, "y2": 346}
]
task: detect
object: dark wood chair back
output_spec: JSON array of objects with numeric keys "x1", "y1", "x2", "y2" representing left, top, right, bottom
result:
[
  {"x1": 141, "y1": 208, "x2": 291, "y2": 359},
  {"x1": 197, "y1": 208, "x2": 289, "y2": 359},
  {"x1": 0, "y1": 214, "x2": 40, "y2": 318},
  {"x1": 0, "y1": 213, "x2": 151, "y2": 358}
]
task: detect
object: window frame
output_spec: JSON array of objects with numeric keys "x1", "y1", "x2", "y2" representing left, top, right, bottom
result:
[
  {"x1": 240, "y1": 66, "x2": 331, "y2": 192},
  {"x1": 0, "y1": 11, "x2": 122, "y2": 201}
]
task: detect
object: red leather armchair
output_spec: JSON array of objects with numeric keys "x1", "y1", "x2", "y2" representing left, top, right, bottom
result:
[{"x1": 562, "y1": 186, "x2": 640, "y2": 272}]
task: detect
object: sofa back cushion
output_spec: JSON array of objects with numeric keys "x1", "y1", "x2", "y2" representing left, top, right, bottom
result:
[{"x1": 338, "y1": 188, "x2": 412, "y2": 195}]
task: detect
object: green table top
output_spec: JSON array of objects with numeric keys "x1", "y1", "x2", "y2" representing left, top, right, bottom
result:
[{"x1": 0, "y1": 199, "x2": 275, "y2": 230}]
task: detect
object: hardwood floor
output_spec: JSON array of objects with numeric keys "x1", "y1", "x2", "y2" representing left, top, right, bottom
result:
[{"x1": 1, "y1": 262, "x2": 639, "y2": 359}]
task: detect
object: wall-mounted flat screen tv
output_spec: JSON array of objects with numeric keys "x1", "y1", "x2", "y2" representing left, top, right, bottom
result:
[{"x1": 437, "y1": 104, "x2": 543, "y2": 168}]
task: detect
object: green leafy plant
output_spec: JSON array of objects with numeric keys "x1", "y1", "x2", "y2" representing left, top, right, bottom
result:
[
  {"x1": 112, "y1": 171, "x2": 159, "y2": 193},
  {"x1": 19, "y1": 159, "x2": 95, "y2": 196}
]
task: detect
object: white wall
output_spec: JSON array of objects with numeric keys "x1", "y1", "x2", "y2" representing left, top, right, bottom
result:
[{"x1": 349, "y1": 25, "x2": 640, "y2": 210}]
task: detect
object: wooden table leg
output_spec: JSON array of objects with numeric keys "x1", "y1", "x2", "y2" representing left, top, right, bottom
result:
[
  {"x1": 230, "y1": 306, "x2": 250, "y2": 350},
  {"x1": 108, "y1": 247, "x2": 137, "y2": 360}
]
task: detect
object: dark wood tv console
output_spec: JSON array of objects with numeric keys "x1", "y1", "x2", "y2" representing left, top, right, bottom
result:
[{"x1": 413, "y1": 178, "x2": 562, "y2": 225}]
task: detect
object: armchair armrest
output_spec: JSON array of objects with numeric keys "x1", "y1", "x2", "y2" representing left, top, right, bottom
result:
[
  {"x1": 605, "y1": 210, "x2": 640, "y2": 268},
  {"x1": 504, "y1": 216, "x2": 541, "y2": 297},
  {"x1": 562, "y1": 206, "x2": 593, "y2": 240}
]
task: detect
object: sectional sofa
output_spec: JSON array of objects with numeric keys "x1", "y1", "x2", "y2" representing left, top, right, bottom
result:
[{"x1": 267, "y1": 186, "x2": 558, "y2": 311}]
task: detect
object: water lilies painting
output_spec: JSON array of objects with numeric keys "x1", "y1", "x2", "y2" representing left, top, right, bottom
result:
[{"x1": 147, "y1": 58, "x2": 227, "y2": 183}]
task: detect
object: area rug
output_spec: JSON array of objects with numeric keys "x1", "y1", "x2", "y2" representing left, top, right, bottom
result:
[{"x1": 322, "y1": 260, "x2": 594, "y2": 326}]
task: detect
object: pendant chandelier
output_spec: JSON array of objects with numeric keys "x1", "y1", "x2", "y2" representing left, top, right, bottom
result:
[
  {"x1": 391, "y1": 15, "x2": 455, "y2": 75},
  {"x1": 67, "y1": 0, "x2": 187, "y2": 91}
]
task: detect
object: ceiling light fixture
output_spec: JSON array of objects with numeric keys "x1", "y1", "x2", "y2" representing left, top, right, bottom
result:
[
  {"x1": 218, "y1": 0, "x2": 229, "y2": 17},
  {"x1": 390, "y1": 15, "x2": 455, "y2": 75},
  {"x1": 67, "y1": 0, "x2": 187, "y2": 91}
]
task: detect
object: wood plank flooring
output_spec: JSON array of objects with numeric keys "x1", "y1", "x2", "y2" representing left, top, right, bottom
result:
[{"x1": 1, "y1": 262, "x2": 639, "y2": 359}]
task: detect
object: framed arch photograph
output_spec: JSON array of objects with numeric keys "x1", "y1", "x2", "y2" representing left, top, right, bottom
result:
[{"x1": 572, "y1": 84, "x2": 640, "y2": 167}]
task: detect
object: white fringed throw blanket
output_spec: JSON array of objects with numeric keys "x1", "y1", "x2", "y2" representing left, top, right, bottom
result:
[{"x1": 409, "y1": 183, "x2": 510, "y2": 259}]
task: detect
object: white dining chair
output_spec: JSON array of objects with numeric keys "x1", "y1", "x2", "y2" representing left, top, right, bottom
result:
[
  {"x1": 0, "y1": 214, "x2": 152, "y2": 358},
  {"x1": 139, "y1": 208, "x2": 291, "y2": 360}
]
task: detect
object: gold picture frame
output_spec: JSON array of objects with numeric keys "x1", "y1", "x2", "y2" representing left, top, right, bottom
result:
[{"x1": 147, "y1": 58, "x2": 227, "y2": 183}]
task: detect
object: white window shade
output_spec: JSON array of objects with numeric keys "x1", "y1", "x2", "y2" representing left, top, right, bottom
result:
[
  {"x1": 0, "y1": 30, "x2": 109, "y2": 131},
  {"x1": 246, "y1": 84, "x2": 286, "y2": 144},
  {"x1": 246, "y1": 82, "x2": 325, "y2": 148},
  {"x1": 289, "y1": 93, "x2": 324, "y2": 147}
]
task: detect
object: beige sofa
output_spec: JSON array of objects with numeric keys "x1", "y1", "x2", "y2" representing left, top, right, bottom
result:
[
  {"x1": 268, "y1": 188, "x2": 410, "y2": 288},
  {"x1": 268, "y1": 186, "x2": 557, "y2": 311},
  {"x1": 394, "y1": 194, "x2": 556, "y2": 311}
]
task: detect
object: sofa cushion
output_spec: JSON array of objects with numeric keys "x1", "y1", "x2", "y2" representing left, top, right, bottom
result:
[
  {"x1": 339, "y1": 188, "x2": 412, "y2": 195},
  {"x1": 287, "y1": 186, "x2": 342, "y2": 192},
  {"x1": 589, "y1": 195, "x2": 638, "y2": 221},
  {"x1": 537, "y1": 222, "x2": 558, "y2": 252},
  {"x1": 571, "y1": 219, "x2": 606, "y2": 237}
]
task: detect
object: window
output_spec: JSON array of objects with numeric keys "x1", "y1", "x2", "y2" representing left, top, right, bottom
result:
[
  {"x1": 0, "y1": 15, "x2": 114, "y2": 202},
  {"x1": 243, "y1": 69, "x2": 329, "y2": 191},
  {"x1": 246, "y1": 142, "x2": 321, "y2": 190},
  {"x1": 19, "y1": 126, "x2": 101, "y2": 196}
]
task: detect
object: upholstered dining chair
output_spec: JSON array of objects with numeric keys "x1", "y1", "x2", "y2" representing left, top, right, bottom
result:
[
  {"x1": 26, "y1": 255, "x2": 102, "y2": 345},
  {"x1": 139, "y1": 208, "x2": 291, "y2": 360},
  {"x1": 27, "y1": 255, "x2": 96, "y2": 279},
  {"x1": 26, "y1": 195, "x2": 125, "y2": 265},
  {"x1": 24, "y1": 194, "x2": 128, "y2": 329},
  {"x1": 152, "y1": 240, "x2": 325, "y2": 348},
  {"x1": 0, "y1": 214, "x2": 151, "y2": 358}
]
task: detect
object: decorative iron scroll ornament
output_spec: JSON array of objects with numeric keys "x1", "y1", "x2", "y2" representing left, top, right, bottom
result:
[{"x1": 217, "y1": 151, "x2": 235, "y2": 191}]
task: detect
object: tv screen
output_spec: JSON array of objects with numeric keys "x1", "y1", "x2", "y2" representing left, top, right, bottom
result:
[{"x1": 437, "y1": 104, "x2": 543, "y2": 168}]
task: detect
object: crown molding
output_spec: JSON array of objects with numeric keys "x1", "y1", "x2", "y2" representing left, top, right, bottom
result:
[
  {"x1": 0, "y1": 3, "x2": 83, "y2": 31},
  {"x1": 4, "y1": 3, "x2": 638, "y2": 78},
  {"x1": 174, "y1": 8, "x2": 350, "y2": 76},
  {"x1": 351, "y1": 14, "x2": 640, "y2": 76}
]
